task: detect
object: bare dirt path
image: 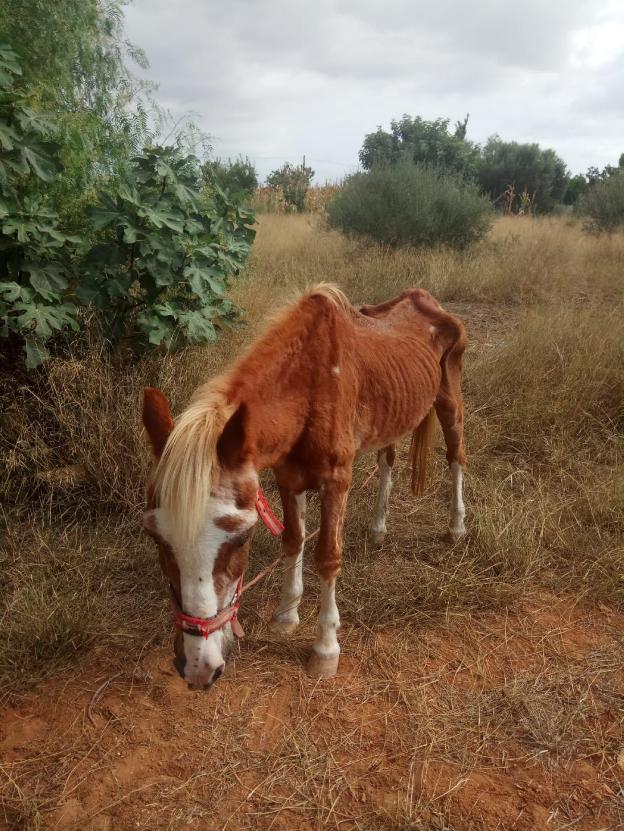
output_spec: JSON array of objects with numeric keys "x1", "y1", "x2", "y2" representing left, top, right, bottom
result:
[{"x1": 1, "y1": 593, "x2": 623, "y2": 830}]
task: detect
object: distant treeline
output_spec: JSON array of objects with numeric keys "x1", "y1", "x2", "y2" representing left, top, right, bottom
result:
[{"x1": 210, "y1": 115, "x2": 623, "y2": 217}]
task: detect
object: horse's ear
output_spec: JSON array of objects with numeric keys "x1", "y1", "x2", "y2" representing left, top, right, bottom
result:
[
  {"x1": 217, "y1": 403, "x2": 248, "y2": 469},
  {"x1": 142, "y1": 387, "x2": 174, "y2": 459}
]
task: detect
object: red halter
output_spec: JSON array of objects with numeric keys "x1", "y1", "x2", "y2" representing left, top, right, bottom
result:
[{"x1": 168, "y1": 488, "x2": 284, "y2": 640}]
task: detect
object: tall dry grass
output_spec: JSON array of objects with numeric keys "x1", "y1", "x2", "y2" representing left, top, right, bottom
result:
[
  {"x1": 250, "y1": 184, "x2": 341, "y2": 214},
  {"x1": 247, "y1": 213, "x2": 624, "y2": 305},
  {"x1": 1, "y1": 213, "x2": 623, "y2": 695}
]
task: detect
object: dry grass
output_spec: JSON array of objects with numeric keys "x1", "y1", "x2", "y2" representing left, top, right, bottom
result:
[
  {"x1": 1, "y1": 213, "x2": 623, "y2": 829},
  {"x1": 247, "y1": 213, "x2": 624, "y2": 306},
  {"x1": 1, "y1": 214, "x2": 623, "y2": 686}
]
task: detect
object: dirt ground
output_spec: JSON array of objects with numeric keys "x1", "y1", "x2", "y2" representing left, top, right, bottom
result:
[
  {"x1": 1, "y1": 592, "x2": 623, "y2": 830},
  {"x1": 2, "y1": 297, "x2": 623, "y2": 830}
]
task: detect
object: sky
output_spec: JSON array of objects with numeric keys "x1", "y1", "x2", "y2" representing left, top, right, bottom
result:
[{"x1": 124, "y1": 0, "x2": 624, "y2": 183}]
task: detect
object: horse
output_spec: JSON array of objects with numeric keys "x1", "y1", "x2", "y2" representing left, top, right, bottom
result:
[{"x1": 142, "y1": 284, "x2": 467, "y2": 690}]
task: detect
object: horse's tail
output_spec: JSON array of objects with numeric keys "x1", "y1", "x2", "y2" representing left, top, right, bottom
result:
[{"x1": 408, "y1": 407, "x2": 437, "y2": 496}]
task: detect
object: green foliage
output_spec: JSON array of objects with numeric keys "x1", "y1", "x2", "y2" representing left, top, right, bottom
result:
[
  {"x1": 586, "y1": 154, "x2": 624, "y2": 186},
  {"x1": 202, "y1": 156, "x2": 258, "y2": 196},
  {"x1": 266, "y1": 162, "x2": 315, "y2": 212},
  {"x1": 82, "y1": 146, "x2": 255, "y2": 351},
  {"x1": 359, "y1": 115, "x2": 481, "y2": 180},
  {"x1": 0, "y1": 0, "x2": 155, "y2": 222},
  {"x1": 577, "y1": 170, "x2": 624, "y2": 232},
  {"x1": 478, "y1": 136, "x2": 569, "y2": 213},
  {"x1": 327, "y1": 161, "x2": 492, "y2": 249},
  {"x1": 0, "y1": 44, "x2": 81, "y2": 368},
  {"x1": 1, "y1": 44, "x2": 256, "y2": 369},
  {"x1": 563, "y1": 174, "x2": 588, "y2": 206}
]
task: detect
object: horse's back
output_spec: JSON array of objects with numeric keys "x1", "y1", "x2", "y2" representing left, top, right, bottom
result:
[{"x1": 359, "y1": 287, "x2": 466, "y2": 357}]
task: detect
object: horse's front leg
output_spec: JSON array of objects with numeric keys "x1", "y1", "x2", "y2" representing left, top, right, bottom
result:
[
  {"x1": 271, "y1": 487, "x2": 306, "y2": 636},
  {"x1": 308, "y1": 475, "x2": 350, "y2": 679}
]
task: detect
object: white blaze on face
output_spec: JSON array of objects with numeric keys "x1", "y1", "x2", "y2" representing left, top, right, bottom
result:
[{"x1": 153, "y1": 493, "x2": 257, "y2": 688}]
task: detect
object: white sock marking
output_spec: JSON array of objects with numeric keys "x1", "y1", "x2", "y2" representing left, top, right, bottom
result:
[
  {"x1": 312, "y1": 577, "x2": 340, "y2": 659},
  {"x1": 449, "y1": 461, "x2": 466, "y2": 537},
  {"x1": 274, "y1": 493, "x2": 306, "y2": 627}
]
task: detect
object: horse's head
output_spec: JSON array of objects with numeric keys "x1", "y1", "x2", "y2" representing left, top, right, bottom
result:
[{"x1": 141, "y1": 387, "x2": 259, "y2": 690}]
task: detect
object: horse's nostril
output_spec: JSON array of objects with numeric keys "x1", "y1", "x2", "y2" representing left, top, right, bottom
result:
[{"x1": 212, "y1": 663, "x2": 225, "y2": 683}]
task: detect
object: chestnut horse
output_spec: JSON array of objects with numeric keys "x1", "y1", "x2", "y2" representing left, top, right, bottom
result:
[{"x1": 142, "y1": 285, "x2": 467, "y2": 689}]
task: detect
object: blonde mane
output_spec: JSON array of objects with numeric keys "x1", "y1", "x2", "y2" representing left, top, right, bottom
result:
[
  {"x1": 150, "y1": 377, "x2": 236, "y2": 547},
  {"x1": 149, "y1": 284, "x2": 351, "y2": 546}
]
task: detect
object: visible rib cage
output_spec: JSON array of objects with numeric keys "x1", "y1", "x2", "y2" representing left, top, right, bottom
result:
[{"x1": 149, "y1": 284, "x2": 467, "y2": 549}]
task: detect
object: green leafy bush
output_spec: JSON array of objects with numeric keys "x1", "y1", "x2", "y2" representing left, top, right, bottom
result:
[
  {"x1": 82, "y1": 146, "x2": 255, "y2": 351},
  {"x1": 202, "y1": 156, "x2": 258, "y2": 196},
  {"x1": 577, "y1": 172, "x2": 624, "y2": 232},
  {"x1": 0, "y1": 43, "x2": 256, "y2": 369},
  {"x1": 266, "y1": 162, "x2": 314, "y2": 212},
  {"x1": 0, "y1": 44, "x2": 81, "y2": 368},
  {"x1": 327, "y1": 161, "x2": 492, "y2": 248}
]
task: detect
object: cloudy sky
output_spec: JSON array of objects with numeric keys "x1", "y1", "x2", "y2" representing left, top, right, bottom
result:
[{"x1": 124, "y1": 0, "x2": 624, "y2": 183}]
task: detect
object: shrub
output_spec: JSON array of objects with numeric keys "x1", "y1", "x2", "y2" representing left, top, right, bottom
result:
[
  {"x1": 327, "y1": 161, "x2": 492, "y2": 248},
  {"x1": 202, "y1": 155, "x2": 258, "y2": 196},
  {"x1": 0, "y1": 44, "x2": 82, "y2": 369},
  {"x1": 1, "y1": 44, "x2": 256, "y2": 368},
  {"x1": 81, "y1": 146, "x2": 256, "y2": 353},
  {"x1": 577, "y1": 172, "x2": 624, "y2": 232}
]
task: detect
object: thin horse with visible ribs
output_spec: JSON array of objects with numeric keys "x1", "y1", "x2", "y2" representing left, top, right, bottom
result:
[{"x1": 142, "y1": 285, "x2": 467, "y2": 689}]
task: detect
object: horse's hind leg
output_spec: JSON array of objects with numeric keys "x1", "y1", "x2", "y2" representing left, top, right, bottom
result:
[
  {"x1": 271, "y1": 488, "x2": 306, "y2": 636},
  {"x1": 368, "y1": 445, "x2": 395, "y2": 547},
  {"x1": 435, "y1": 341, "x2": 467, "y2": 541}
]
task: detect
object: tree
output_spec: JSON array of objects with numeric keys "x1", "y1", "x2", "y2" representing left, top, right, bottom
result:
[
  {"x1": 478, "y1": 136, "x2": 569, "y2": 213},
  {"x1": 202, "y1": 156, "x2": 258, "y2": 195},
  {"x1": 563, "y1": 174, "x2": 588, "y2": 206},
  {"x1": 0, "y1": 0, "x2": 155, "y2": 222},
  {"x1": 359, "y1": 115, "x2": 480, "y2": 180},
  {"x1": 586, "y1": 154, "x2": 624, "y2": 185},
  {"x1": 266, "y1": 161, "x2": 314, "y2": 212}
]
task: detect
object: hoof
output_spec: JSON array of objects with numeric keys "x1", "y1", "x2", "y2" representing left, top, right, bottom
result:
[
  {"x1": 307, "y1": 652, "x2": 339, "y2": 679},
  {"x1": 448, "y1": 526, "x2": 466, "y2": 543},
  {"x1": 368, "y1": 528, "x2": 386, "y2": 548},
  {"x1": 270, "y1": 615, "x2": 299, "y2": 636}
]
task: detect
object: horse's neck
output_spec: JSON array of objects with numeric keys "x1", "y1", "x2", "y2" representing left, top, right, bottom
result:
[{"x1": 244, "y1": 390, "x2": 311, "y2": 473}]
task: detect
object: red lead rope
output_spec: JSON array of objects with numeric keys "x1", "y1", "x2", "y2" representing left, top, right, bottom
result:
[
  {"x1": 255, "y1": 488, "x2": 285, "y2": 536},
  {"x1": 169, "y1": 488, "x2": 284, "y2": 640}
]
